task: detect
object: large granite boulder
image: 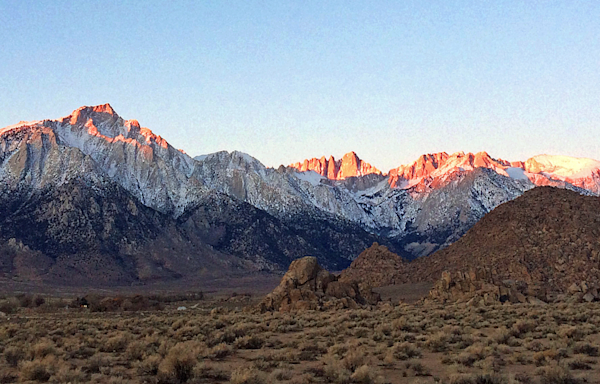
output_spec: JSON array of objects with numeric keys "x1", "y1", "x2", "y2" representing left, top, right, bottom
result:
[{"x1": 260, "y1": 256, "x2": 380, "y2": 312}]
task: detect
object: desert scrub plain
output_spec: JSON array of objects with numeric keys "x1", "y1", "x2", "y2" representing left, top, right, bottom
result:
[{"x1": 1, "y1": 298, "x2": 600, "y2": 384}]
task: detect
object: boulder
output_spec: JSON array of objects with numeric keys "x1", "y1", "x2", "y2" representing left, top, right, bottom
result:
[
  {"x1": 566, "y1": 282, "x2": 599, "y2": 303},
  {"x1": 583, "y1": 292, "x2": 595, "y2": 303},
  {"x1": 260, "y1": 256, "x2": 380, "y2": 312},
  {"x1": 568, "y1": 283, "x2": 582, "y2": 294},
  {"x1": 527, "y1": 297, "x2": 547, "y2": 305}
]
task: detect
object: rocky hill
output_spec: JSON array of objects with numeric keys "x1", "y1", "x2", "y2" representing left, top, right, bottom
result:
[
  {"x1": 410, "y1": 186, "x2": 600, "y2": 292},
  {"x1": 341, "y1": 187, "x2": 600, "y2": 297},
  {"x1": 338, "y1": 243, "x2": 405, "y2": 290}
]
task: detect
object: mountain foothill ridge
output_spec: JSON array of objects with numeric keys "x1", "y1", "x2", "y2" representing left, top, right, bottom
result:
[
  {"x1": 340, "y1": 186, "x2": 600, "y2": 300},
  {"x1": 1, "y1": 103, "x2": 599, "y2": 286}
]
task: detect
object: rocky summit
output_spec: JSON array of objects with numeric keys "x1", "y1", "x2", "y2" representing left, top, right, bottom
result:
[{"x1": 259, "y1": 257, "x2": 380, "y2": 312}]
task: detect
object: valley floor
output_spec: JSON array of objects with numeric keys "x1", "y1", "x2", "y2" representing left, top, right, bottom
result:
[{"x1": 1, "y1": 298, "x2": 599, "y2": 384}]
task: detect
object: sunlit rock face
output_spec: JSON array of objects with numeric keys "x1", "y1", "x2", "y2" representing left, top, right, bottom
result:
[
  {"x1": 523, "y1": 155, "x2": 600, "y2": 194},
  {"x1": 0, "y1": 104, "x2": 204, "y2": 216},
  {"x1": 289, "y1": 151, "x2": 382, "y2": 180},
  {"x1": 387, "y1": 151, "x2": 513, "y2": 189}
]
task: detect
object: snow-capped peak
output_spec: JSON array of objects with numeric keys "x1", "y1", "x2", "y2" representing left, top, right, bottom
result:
[
  {"x1": 388, "y1": 151, "x2": 513, "y2": 188},
  {"x1": 524, "y1": 154, "x2": 600, "y2": 179}
]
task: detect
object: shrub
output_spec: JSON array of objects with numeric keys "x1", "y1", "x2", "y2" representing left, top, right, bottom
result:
[
  {"x1": 20, "y1": 359, "x2": 53, "y2": 382},
  {"x1": 511, "y1": 320, "x2": 536, "y2": 337},
  {"x1": 4, "y1": 346, "x2": 25, "y2": 367},
  {"x1": 32, "y1": 340, "x2": 55, "y2": 359},
  {"x1": 230, "y1": 366, "x2": 267, "y2": 384},
  {"x1": 208, "y1": 343, "x2": 232, "y2": 359},
  {"x1": 426, "y1": 331, "x2": 450, "y2": 352},
  {"x1": 136, "y1": 355, "x2": 161, "y2": 376},
  {"x1": 101, "y1": 333, "x2": 129, "y2": 352},
  {"x1": 341, "y1": 348, "x2": 367, "y2": 372},
  {"x1": 234, "y1": 335, "x2": 264, "y2": 350},
  {"x1": 136, "y1": 354, "x2": 161, "y2": 376},
  {"x1": 17, "y1": 294, "x2": 33, "y2": 308},
  {"x1": 0, "y1": 372, "x2": 17, "y2": 384},
  {"x1": 323, "y1": 357, "x2": 351, "y2": 384},
  {"x1": 567, "y1": 359, "x2": 591, "y2": 370},
  {"x1": 34, "y1": 296, "x2": 46, "y2": 307},
  {"x1": 408, "y1": 361, "x2": 430, "y2": 376},
  {"x1": 271, "y1": 368, "x2": 293, "y2": 381},
  {"x1": 0, "y1": 300, "x2": 17, "y2": 314},
  {"x1": 158, "y1": 342, "x2": 200, "y2": 383},
  {"x1": 350, "y1": 365, "x2": 379, "y2": 384},
  {"x1": 51, "y1": 366, "x2": 86, "y2": 383},
  {"x1": 125, "y1": 340, "x2": 147, "y2": 361},
  {"x1": 537, "y1": 366, "x2": 583, "y2": 384},
  {"x1": 391, "y1": 342, "x2": 422, "y2": 360},
  {"x1": 556, "y1": 326, "x2": 584, "y2": 342},
  {"x1": 448, "y1": 373, "x2": 507, "y2": 384},
  {"x1": 573, "y1": 342, "x2": 599, "y2": 357},
  {"x1": 193, "y1": 362, "x2": 229, "y2": 381}
]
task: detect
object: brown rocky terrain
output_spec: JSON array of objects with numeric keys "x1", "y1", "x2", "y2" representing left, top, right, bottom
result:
[
  {"x1": 260, "y1": 256, "x2": 380, "y2": 312},
  {"x1": 338, "y1": 242, "x2": 405, "y2": 290},
  {"x1": 341, "y1": 187, "x2": 600, "y2": 302}
]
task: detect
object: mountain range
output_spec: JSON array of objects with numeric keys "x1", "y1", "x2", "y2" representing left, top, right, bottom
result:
[{"x1": 1, "y1": 104, "x2": 599, "y2": 285}]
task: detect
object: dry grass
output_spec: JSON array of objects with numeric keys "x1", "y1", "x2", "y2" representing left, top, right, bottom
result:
[{"x1": 0, "y1": 298, "x2": 599, "y2": 383}]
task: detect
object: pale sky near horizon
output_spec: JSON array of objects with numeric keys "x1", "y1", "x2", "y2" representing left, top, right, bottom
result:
[{"x1": 1, "y1": 1, "x2": 599, "y2": 171}]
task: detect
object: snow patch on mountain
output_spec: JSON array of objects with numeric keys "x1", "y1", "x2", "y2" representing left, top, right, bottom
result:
[
  {"x1": 294, "y1": 170, "x2": 325, "y2": 186},
  {"x1": 504, "y1": 167, "x2": 529, "y2": 180}
]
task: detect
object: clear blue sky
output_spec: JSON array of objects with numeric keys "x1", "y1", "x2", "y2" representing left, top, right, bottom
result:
[{"x1": 1, "y1": 1, "x2": 599, "y2": 171}]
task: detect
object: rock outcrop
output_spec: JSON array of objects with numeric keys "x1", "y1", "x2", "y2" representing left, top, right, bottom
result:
[
  {"x1": 566, "y1": 281, "x2": 600, "y2": 303},
  {"x1": 260, "y1": 257, "x2": 380, "y2": 312},
  {"x1": 426, "y1": 268, "x2": 548, "y2": 306}
]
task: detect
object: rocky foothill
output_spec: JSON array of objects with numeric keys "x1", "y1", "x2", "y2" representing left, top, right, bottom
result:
[
  {"x1": 260, "y1": 257, "x2": 380, "y2": 312},
  {"x1": 338, "y1": 242, "x2": 405, "y2": 291},
  {"x1": 340, "y1": 187, "x2": 600, "y2": 305}
]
